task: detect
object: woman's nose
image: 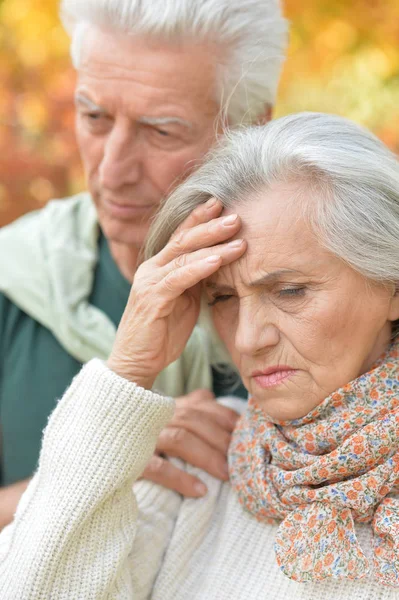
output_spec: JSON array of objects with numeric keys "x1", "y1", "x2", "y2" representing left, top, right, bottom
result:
[{"x1": 234, "y1": 308, "x2": 280, "y2": 356}]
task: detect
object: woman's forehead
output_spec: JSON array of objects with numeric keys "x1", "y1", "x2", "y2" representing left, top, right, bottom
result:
[
  {"x1": 212, "y1": 191, "x2": 342, "y2": 288},
  {"x1": 232, "y1": 190, "x2": 320, "y2": 256}
]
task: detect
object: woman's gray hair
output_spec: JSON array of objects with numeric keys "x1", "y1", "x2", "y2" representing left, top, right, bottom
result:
[
  {"x1": 60, "y1": 0, "x2": 287, "y2": 126},
  {"x1": 146, "y1": 112, "x2": 399, "y2": 289}
]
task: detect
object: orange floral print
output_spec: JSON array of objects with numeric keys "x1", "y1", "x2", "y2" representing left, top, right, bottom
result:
[
  {"x1": 324, "y1": 554, "x2": 334, "y2": 566},
  {"x1": 327, "y1": 521, "x2": 336, "y2": 534},
  {"x1": 229, "y1": 338, "x2": 399, "y2": 587}
]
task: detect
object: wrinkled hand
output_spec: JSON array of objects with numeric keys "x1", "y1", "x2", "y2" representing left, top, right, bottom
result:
[
  {"x1": 141, "y1": 389, "x2": 240, "y2": 496},
  {"x1": 108, "y1": 198, "x2": 246, "y2": 388}
]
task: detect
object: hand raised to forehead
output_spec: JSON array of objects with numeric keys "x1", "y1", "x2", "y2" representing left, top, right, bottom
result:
[{"x1": 107, "y1": 198, "x2": 247, "y2": 388}]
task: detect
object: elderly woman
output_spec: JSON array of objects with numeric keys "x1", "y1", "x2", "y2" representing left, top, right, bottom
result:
[{"x1": 1, "y1": 112, "x2": 399, "y2": 599}]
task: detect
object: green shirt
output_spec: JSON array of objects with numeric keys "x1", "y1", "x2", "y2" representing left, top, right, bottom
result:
[{"x1": 0, "y1": 235, "x2": 246, "y2": 486}]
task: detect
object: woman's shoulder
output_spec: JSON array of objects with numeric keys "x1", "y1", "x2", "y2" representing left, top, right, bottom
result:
[{"x1": 146, "y1": 479, "x2": 399, "y2": 599}]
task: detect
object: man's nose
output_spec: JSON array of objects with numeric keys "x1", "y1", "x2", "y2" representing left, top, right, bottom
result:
[
  {"x1": 99, "y1": 121, "x2": 141, "y2": 190},
  {"x1": 234, "y1": 305, "x2": 280, "y2": 356}
]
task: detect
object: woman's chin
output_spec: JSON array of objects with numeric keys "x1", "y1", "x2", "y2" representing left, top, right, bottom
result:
[
  {"x1": 248, "y1": 370, "x2": 322, "y2": 421},
  {"x1": 251, "y1": 390, "x2": 319, "y2": 423}
]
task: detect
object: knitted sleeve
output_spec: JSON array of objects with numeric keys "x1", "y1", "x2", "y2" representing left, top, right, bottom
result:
[{"x1": 0, "y1": 359, "x2": 176, "y2": 599}]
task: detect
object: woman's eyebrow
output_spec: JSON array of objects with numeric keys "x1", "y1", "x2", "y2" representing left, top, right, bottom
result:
[
  {"x1": 205, "y1": 281, "x2": 234, "y2": 291},
  {"x1": 206, "y1": 270, "x2": 306, "y2": 291},
  {"x1": 249, "y1": 269, "x2": 305, "y2": 287}
]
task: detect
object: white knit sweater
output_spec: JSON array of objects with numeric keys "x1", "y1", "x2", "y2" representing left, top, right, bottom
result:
[{"x1": 0, "y1": 360, "x2": 396, "y2": 600}]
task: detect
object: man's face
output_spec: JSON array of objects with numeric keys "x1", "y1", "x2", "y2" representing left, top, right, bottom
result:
[{"x1": 75, "y1": 28, "x2": 222, "y2": 247}]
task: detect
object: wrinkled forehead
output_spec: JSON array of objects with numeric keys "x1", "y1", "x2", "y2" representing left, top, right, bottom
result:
[
  {"x1": 77, "y1": 25, "x2": 221, "y2": 105},
  {"x1": 210, "y1": 184, "x2": 332, "y2": 287},
  {"x1": 224, "y1": 182, "x2": 318, "y2": 252}
]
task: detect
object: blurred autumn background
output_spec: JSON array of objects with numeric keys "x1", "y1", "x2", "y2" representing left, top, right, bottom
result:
[{"x1": 0, "y1": 0, "x2": 398, "y2": 227}]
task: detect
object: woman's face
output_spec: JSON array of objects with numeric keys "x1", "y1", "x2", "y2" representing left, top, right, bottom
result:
[{"x1": 205, "y1": 183, "x2": 399, "y2": 421}]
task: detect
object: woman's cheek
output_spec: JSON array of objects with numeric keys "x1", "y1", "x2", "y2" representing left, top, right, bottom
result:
[{"x1": 213, "y1": 308, "x2": 237, "y2": 353}]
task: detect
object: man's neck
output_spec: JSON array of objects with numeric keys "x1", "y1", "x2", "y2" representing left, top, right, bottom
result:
[{"x1": 108, "y1": 240, "x2": 141, "y2": 283}]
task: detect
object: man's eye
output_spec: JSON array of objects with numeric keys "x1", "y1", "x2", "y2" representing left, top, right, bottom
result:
[
  {"x1": 84, "y1": 113, "x2": 102, "y2": 120},
  {"x1": 208, "y1": 294, "x2": 233, "y2": 306},
  {"x1": 155, "y1": 129, "x2": 170, "y2": 137},
  {"x1": 278, "y1": 287, "x2": 306, "y2": 298}
]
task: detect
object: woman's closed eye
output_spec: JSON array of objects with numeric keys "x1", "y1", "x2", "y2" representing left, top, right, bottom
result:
[
  {"x1": 278, "y1": 286, "x2": 306, "y2": 299},
  {"x1": 208, "y1": 294, "x2": 234, "y2": 306}
]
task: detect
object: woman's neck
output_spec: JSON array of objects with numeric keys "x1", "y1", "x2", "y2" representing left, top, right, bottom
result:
[{"x1": 359, "y1": 322, "x2": 393, "y2": 375}]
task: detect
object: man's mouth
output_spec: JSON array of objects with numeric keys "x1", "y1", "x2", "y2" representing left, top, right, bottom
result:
[{"x1": 104, "y1": 197, "x2": 156, "y2": 219}]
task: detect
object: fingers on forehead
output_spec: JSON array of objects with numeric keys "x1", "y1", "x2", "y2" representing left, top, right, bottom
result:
[
  {"x1": 156, "y1": 212, "x2": 241, "y2": 268},
  {"x1": 176, "y1": 198, "x2": 223, "y2": 234}
]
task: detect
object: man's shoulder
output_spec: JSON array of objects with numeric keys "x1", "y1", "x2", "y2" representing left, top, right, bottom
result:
[
  {"x1": 0, "y1": 290, "x2": 20, "y2": 320},
  {"x1": 0, "y1": 290, "x2": 11, "y2": 317},
  {"x1": 0, "y1": 190, "x2": 95, "y2": 293},
  {"x1": 0, "y1": 290, "x2": 36, "y2": 330},
  {"x1": 0, "y1": 192, "x2": 93, "y2": 241},
  {"x1": 0, "y1": 191, "x2": 99, "y2": 348},
  {"x1": 0, "y1": 290, "x2": 25, "y2": 358}
]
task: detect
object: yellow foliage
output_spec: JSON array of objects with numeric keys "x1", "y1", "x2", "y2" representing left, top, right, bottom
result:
[{"x1": 0, "y1": 0, "x2": 398, "y2": 224}]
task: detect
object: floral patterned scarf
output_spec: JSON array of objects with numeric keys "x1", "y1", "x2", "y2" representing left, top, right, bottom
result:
[{"x1": 229, "y1": 338, "x2": 399, "y2": 586}]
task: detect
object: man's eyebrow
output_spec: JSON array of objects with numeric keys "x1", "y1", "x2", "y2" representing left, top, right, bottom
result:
[
  {"x1": 74, "y1": 94, "x2": 107, "y2": 113},
  {"x1": 73, "y1": 97, "x2": 192, "y2": 128},
  {"x1": 138, "y1": 116, "x2": 193, "y2": 129}
]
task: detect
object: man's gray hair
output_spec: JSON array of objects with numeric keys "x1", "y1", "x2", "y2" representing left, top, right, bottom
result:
[
  {"x1": 146, "y1": 112, "x2": 399, "y2": 287},
  {"x1": 60, "y1": 0, "x2": 288, "y2": 125}
]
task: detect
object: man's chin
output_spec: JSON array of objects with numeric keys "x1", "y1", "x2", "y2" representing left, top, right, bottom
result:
[{"x1": 99, "y1": 215, "x2": 150, "y2": 248}]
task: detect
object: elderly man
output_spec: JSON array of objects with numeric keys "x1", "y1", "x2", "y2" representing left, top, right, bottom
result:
[{"x1": 0, "y1": 0, "x2": 287, "y2": 527}]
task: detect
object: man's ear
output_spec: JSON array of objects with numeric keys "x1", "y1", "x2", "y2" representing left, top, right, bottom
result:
[{"x1": 256, "y1": 104, "x2": 273, "y2": 125}]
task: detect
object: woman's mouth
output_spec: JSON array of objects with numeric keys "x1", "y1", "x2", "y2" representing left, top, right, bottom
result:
[{"x1": 252, "y1": 367, "x2": 297, "y2": 389}]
